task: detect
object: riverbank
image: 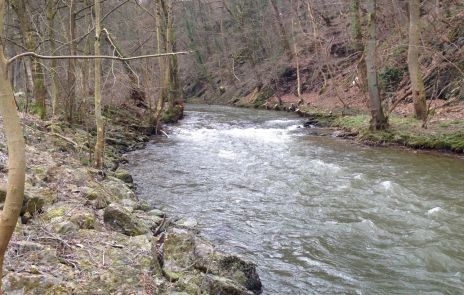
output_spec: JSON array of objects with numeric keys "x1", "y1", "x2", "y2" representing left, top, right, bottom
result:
[
  {"x1": 189, "y1": 96, "x2": 464, "y2": 154},
  {"x1": 0, "y1": 106, "x2": 261, "y2": 294}
]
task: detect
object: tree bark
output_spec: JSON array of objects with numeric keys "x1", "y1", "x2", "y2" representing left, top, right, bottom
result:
[
  {"x1": 365, "y1": 0, "x2": 388, "y2": 130},
  {"x1": 407, "y1": 0, "x2": 427, "y2": 121},
  {"x1": 0, "y1": 0, "x2": 26, "y2": 289},
  {"x1": 269, "y1": 0, "x2": 292, "y2": 59},
  {"x1": 11, "y1": 0, "x2": 48, "y2": 119},
  {"x1": 350, "y1": 0, "x2": 367, "y2": 92},
  {"x1": 93, "y1": 0, "x2": 104, "y2": 169},
  {"x1": 67, "y1": 0, "x2": 77, "y2": 123},
  {"x1": 47, "y1": 0, "x2": 59, "y2": 117}
]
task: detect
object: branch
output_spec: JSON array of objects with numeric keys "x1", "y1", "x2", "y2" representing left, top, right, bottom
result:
[{"x1": 7, "y1": 51, "x2": 193, "y2": 66}]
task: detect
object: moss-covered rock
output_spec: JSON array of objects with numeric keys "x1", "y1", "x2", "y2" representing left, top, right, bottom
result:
[
  {"x1": 103, "y1": 203, "x2": 149, "y2": 236},
  {"x1": 69, "y1": 210, "x2": 96, "y2": 229},
  {"x1": 113, "y1": 168, "x2": 133, "y2": 183},
  {"x1": 162, "y1": 229, "x2": 262, "y2": 294}
]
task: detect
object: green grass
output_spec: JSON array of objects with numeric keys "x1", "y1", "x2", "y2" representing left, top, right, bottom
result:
[{"x1": 331, "y1": 114, "x2": 464, "y2": 153}]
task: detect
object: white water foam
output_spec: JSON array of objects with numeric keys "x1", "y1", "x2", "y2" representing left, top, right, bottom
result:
[
  {"x1": 309, "y1": 159, "x2": 343, "y2": 175},
  {"x1": 218, "y1": 149, "x2": 237, "y2": 160},
  {"x1": 177, "y1": 127, "x2": 291, "y2": 144},
  {"x1": 427, "y1": 207, "x2": 442, "y2": 215}
]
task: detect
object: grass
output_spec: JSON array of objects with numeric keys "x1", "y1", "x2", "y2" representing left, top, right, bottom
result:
[{"x1": 331, "y1": 114, "x2": 464, "y2": 153}]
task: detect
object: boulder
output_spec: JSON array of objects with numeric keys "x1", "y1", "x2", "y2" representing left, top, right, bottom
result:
[
  {"x1": 113, "y1": 168, "x2": 134, "y2": 184},
  {"x1": 1, "y1": 185, "x2": 46, "y2": 215},
  {"x1": 162, "y1": 229, "x2": 262, "y2": 294},
  {"x1": 69, "y1": 210, "x2": 96, "y2": 229},
  {"x1": 103, "y1": 203, "x2": 149, "y2": 236}
]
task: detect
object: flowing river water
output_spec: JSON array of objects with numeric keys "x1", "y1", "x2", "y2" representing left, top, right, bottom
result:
[{"x1": 126, "y1": 104, "x2": 464, "y2": 294}]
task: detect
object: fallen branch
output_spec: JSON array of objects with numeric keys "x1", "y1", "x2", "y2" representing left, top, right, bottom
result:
[{"x1": 7, "y1": 50, "x2": 193, "y2": 66}]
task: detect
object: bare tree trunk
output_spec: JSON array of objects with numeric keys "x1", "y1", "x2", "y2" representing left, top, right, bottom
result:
[
  {"x1": 66, "y1": 0, "x2": 77, "y2": 123},
  {"x1": 269, "y1": 0, "x2": 292, "y2": 59},
  {"x1": 11, "y1": 0, "x2": 47, "y2": 119},
  {"x1": 350, "y1": 0, "x2": 367, "y2": 92},
  {"x1": 366, "y1": 0, "x2": 388, "y2": 130},
  {"x1": 47, "y1": 0, "x2": 59, "y2": 117},
  {"x1": 153, "y1": 0, "x2": 169, "y2": 132},
  {"x1": 0, "y1": 1, "x2": 26, "y2": 288},
  {"x1": 407, "y1": 0, "x2": 427, "y2": 121},
  {"x1": 93, "y1": 0, "x2": 104, "y2": 169}
]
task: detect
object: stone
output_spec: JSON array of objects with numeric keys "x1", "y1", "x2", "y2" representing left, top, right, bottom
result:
[
  {"x1": 69, "y1": 211, "x2": 96, "y2": 229},
  {"x1": 0, "y1": 185, "x2": 46, "y2": 215},
  {"x1": 175, "y1": 217, "x2": 198, "y2": 229},
  {"x1": 52, "y1": 220, "x2": 79, "y2": 235},
  {"x1": 113, "y1": 168, "x2": 133, "y2": 184},
  {"x1": 147, "y1": 208, "x2": 166, "y2": 218},
  {"x1": 2, "y1": 272, "x2": 70, "y2": 295},
  {"x1": 162, "y1": 229, "x2": 262, "y2": 294},
  {"x1": 133, "y1": 200, "x2": 152, "y2": 212},
  {"x1": 103, "y1": 203, "x2": 149, "y2": 236}
]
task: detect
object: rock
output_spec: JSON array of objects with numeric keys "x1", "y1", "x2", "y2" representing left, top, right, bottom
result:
[
  {"x1": 2, "y1": 272, "x2": 71, "y2": 295},
  {"x1": 13, "y1": 241, "x2": 46, "y2": 252},
  {"x1": 21, "y1": 195, "x2": 46, "y2": 215},
  {"x1": 133, "y1": 200, "x2": 152, "y2": 212},
  {"x1": 83, "y1": 188, "x2": 99, "y2": 201},
  {"x1": 0, "y1": 185, "x2": 45, "y2": 215},
  {"x1": 205, "y1": 255, "x2": 262, "y2": 293},
  {"x1": 175, "y1": 217, "x2": 198, "y2": 229},
  {"x1": 113, "y1": 168, "x2": 133, "y2": 184},
  {"x1": 148, "y1": 208, "x2": 166, "y2": 218},
  {"x1": 101, "y1": 177, "x2": 136, "y2": 201},
  {"x1": 103, "y1": 203, "x2": 149, "y2": 236},
  {"x1": 162, "y1": 229, "x2": 262, "y2": 294},
  {"x1": 332, "y1": 130, "x2": 346, "y2": 138},
  {"x1": 69, "y1": 211, "x2": 96, "y2": 229},
  {"x1": 52, "y1": 220, "x2": 79, "y2": 235}
]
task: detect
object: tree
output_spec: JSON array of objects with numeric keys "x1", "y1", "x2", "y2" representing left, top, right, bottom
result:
[
  {"x1": 93, "y1": 0, "x2": 104, "y2": 169},
  {"x1": 350, "y1": 0, "x2": 367, "y2": 92},
  {"x1": 10, "y1": 0, "x2": 48, "y2": 119},
  {"x1": 407, "y1": 0, "x2": 427, "y2": 121},
  {"x1": 0, "y1": 0, "x2": 26, "y2": 288},
  {"x1": 365, "y1": 0, "x2": 388, "y2": 130}
]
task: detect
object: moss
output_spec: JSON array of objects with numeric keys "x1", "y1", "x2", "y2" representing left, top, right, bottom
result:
[
  {"x1": 44, "y1": 207, "x2": 67, "y2": 220},
  {"x1": 161, "y1": 105, "x2": 184, "y2": 123}
]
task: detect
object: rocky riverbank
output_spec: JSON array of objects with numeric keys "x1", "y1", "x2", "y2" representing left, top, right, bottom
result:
[{"x1": 0, "y1": 106, "x2": 262, "y2": 294}]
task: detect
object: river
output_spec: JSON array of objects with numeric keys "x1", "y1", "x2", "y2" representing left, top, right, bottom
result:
[{"x1": 126, "y1": 104, "x2": 464, "y2": 294}]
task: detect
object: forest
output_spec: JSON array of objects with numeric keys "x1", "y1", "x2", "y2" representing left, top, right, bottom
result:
[{"x1": 0, "y1": 0, "x2": 463, "y2": 294}]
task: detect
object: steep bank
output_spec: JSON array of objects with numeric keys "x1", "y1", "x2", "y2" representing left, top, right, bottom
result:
[
  {"x1": 183, "y1": 2, "x2": 463, "y2": 154},
  {"x1": 0, "y1": 106, "x2": 261, "y2": 294}
]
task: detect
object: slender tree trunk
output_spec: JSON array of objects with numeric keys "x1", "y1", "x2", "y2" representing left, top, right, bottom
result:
[
  {"x1": 93, "y1": 0, "x2": 104, "y2": 169},
  {"x1": 407, "y1": 0, "x2": 427, "y2": 121},
  {"x1": 67, "y1": 0, "x2": 77, "y2": 123},
  {"x1": 269, "y1": 0, "x2": 292, "y2": 59},
  {"x1": 365, "y1": 0, "x2": 388, "y2": 130},
  {"x1": 47, "y1": 0, "x2": 59, "y2": 117},
  {"x1": 153, "y1": 0, "x2": 169, "y2": 132},
  {"x1": 11, "y1": 0, "x2": 47, "y2": 119},
  {"x1": 350, "y1": 0, "x2": 367, "y2": 92},
  {"x1": 0, "y1": 0, "x2": 26, "y2": 288}
]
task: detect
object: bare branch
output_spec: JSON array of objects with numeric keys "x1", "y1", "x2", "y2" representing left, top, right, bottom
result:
[{"x1": 7, "y1": 51, "x2": 193, "y2": 66}]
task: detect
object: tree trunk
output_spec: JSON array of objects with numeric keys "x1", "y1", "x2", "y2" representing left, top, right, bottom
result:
[
  {"x1": 66, "y1": 0, "x2": 77, "y2": 123},
  {"x1": 350, "y1": 0, "x2": 367, "y2": 92},
  {"x1": 407, "y1": 0, "x2": 427, "y2": 121},
  {"x1": 365, "y1": 0, "x2": 388, "y2": 130},
  {"x1": 269, "y1": 0, "x2": 292, "y2": 59},
  {"x1": 11, "y1": 0, "x2": 47, "y2": 119},
  {"x1": 47, "y1": 0, "x2": 59, "y2": 117},
  {"x1": 0, "y1": 0, "x2": 26, "y2": 288},
  {"x1": 93, "y1": 0, "x2": 104, "y2": 169}
]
